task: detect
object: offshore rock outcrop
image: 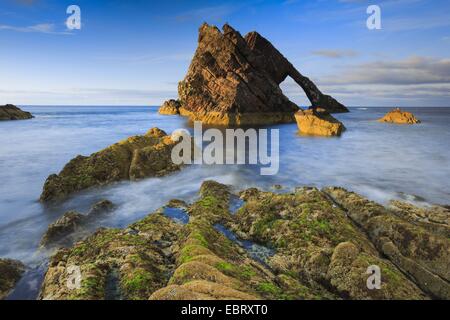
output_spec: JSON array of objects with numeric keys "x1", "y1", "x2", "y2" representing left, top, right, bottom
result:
[
  {"x1": 0, "y1": 258, "x2": 25, "y2": 299},
  {"x1": 39, "y1": 181, "x2": 449, "y2": 300},
  {"x1": 175, "y1": 24, "x2": 348, "y2": 126},
  {"x1": 378, "y1": 108, "x2": 421, "y2": 124},
  {"x1": 40, "y1": 128, "x2": 185, "y2": 202},
  {"x1": 295, "y1": 108, "x2": 346, "y2": 136},
  {"x1": 0, "y1": 104, "x2": 33, "y2": 120}
]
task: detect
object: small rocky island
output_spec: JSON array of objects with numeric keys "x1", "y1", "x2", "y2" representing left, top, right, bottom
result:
[
  {"x1": 0, "y1": 104, "x2": 33, "y2": 121},
  {"x1": 159, "y1": 23, "x2": 348, "y2": 126},
  {"x1": 40, "y1": 128, "x2": 185, "y2": 202},
  {"x1": 295, "y1": 108, "x2": 346, "y2": 136},
  {"x1": 378, "y1": 108, "x2": 421, "y2": 124},
  {"x1": 36, "y1": 181, "x2": 449, "y2": 300}
]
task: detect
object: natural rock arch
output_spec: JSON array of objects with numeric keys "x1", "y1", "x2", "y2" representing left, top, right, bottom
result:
[{"x1": 176, "y1": 23, "x2": 348, "y2": 126}]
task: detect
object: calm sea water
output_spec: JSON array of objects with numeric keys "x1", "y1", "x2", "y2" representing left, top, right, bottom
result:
[{"x1": 0, "y1": 106, "x2": 449, "y2": 299}]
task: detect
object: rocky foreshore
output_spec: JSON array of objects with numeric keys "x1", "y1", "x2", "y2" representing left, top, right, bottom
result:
[
  {"x1": 159, "y1": 23, "x2": 348, "y2": 126},
  {"x1": 40, "y1": 128, "x2": 186, "y2": 202},
  {"x1": 0, "y1": 104, "x2": 33, "y2": 121},
  {"x1": 38, "y1": 181, "x2": 449, "y2": 300}
]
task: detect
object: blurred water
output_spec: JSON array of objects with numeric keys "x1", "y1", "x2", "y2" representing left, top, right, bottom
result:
[{"x1": 0, "y1": 106, "x2": 449, "y2": 299}]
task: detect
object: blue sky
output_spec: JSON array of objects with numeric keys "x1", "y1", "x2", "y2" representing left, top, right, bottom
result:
[{"x1": 0, "y1": 0, "x2": 449, "y2": 106}]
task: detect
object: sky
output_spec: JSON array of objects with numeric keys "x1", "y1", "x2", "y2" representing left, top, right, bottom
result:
[{"x1": 0, "y1": 0, "x2": 449, "y2": 107}]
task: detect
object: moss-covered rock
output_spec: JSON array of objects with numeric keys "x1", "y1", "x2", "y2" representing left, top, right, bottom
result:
[
  {"x1": 0, "y1": 104, "x2": 33, "y2": 120},
  {"x1": 39, "y1": 213, "x2": 182, "y2": 300},
  {"x1": 324, "y1": 187, "x2": 450, "y2": 299},
  {"x1": 0, "y1": 258, "x2": 25, "y2": 299},
  {"x1": 39, "y1": 181, "x2": 447, "y2": 300},
  {"x1": 40, "y1": 128, "x2": 185, "y2": 202},
  {"x1": 231, "y1": 187, "x2": 427, "y2": 300}
]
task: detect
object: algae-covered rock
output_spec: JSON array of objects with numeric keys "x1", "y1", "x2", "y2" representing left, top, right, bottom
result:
[
  {"x1": 39, "y1": 181, "x2": 446, "y2": 300},
  {"x1": 0, "y1": 104, "x2": 33, "y2": 121},
  {"x1": 0, "y1": 258, "x2": 25, "y2": 299},
  {"x1": 324, "y1": 187, "x2": 450, "y2": 299},
  {"x1": 40, "y1": 128, "x2": 185, "y2": 202},
  {"x1": 295, "y1": 108, "x2": 346, "y2": 136},
  {"x1": 231, "y1": 187, "x2": 427, "y2": 299},
  {"x1": 378, "y1": 108, "x2": 420, "y2": 124},
  {"x1": 158, "y1": 99, "x2": 181, "y2": 115},
  {"x1": 39, "y1": 213, "x2": 182, "y2": 300}
]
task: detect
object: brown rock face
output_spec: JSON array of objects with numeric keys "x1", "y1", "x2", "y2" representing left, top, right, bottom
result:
[
  {"x1": 159, "y1": 99, "x2": 181, "y2": 115},
  {"x1": 177, "y1": 24, "x2": 348, "y2": 126},
  {"x1": 0, "y1": 104, "x2": 33, "y2": 120},
  {"x1": 378, "y1": 108, "x2": 421, "y2": 124},
  {"x1": 295, "y1": 109, "x2": 346, "y2": 136}
]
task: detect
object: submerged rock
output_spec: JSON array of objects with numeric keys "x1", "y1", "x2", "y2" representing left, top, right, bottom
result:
[
  {"x1": 174, "y1": 23, "x2": 347, "y2": 126},
  {"x1": 0, "y1": 104, "x2": 33, "y2": 121},
  {"x1": 40, "y1": 128, "x2": 185, "y2": 202},
  {"x1": 158, "y1": 99, "x2": 181, "y2": 115},
  {"x1": 0, "y1": 258, "x2": 25, "y2": 299},
  {"x1": 39, "y1": 181, "x2": 449, "y2": 300},
  {"x1": 295, "y1": 108, "x2": 346, "y2": 136},
  {"x1": 378, "y1": 108, "x2": 421, "y2": 124},
  {"x1": 40, "y1": 200, "x2": 115, "y2": 247}
]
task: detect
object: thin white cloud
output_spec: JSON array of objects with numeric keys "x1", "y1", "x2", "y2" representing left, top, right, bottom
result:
[
  {"x1": 0, "y1": 23, "x2": 72, "y2": 35},
  {"x1": 311, "y1": 49, "x2": 358, "y2": 59}
]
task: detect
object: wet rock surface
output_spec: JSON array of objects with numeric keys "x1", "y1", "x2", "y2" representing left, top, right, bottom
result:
[
  {"x1": 40, "y1": 200, "x2": 115, "y2": 247},
  {"x1": 40, "y1": 128, "x2": 185, "y2": 202},
  {"x1": 0, "y1": 104, "x2": 33, "y2": 120},
  {"x1": 378, "y1": 108, "x2": 421, "y2": 124},
  {"x1": 39, "y1": 181, "x2": 448, "y2": 300},
  {"x1": 175, "y1": 23, "x2": 347, "y2": 126},
  {"x1": 0, "y1": 259, "x2": 26, "y2": 299}
]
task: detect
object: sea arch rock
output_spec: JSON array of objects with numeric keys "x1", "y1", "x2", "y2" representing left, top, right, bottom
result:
[{"x1": 176, "y1": 24, "x2": 348, "y2": 126}]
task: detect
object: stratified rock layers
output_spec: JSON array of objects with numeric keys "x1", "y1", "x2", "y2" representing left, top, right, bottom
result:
[
  {"x1": 0, "y1": 104, "x2": 33, "y2": 120},
  {"x1": 177, "y1": 24, "x2": 348, "y2": 126},
  {"x1": 39, "y1": 181, "x2": 449, "y2": 300},
  {"x1": 40, "y1": 128, "x2": 184, "y2": 202}
]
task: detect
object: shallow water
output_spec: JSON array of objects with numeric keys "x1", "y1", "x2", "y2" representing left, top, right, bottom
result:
[{"x1": 0, "y1": 106, "x2": 449, "y2": 299}]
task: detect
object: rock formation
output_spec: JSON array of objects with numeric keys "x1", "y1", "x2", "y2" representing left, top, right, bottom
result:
[
  {"x1": 0, "y1": 104, "x2": 33, "y2": 120},
  {"x1": 324, "y1": 187, "x2": 450, "y2": 299},
  {"x1": 158, "y1": 99, "x2": 181, "y2": 115},
  {"x1": 378, "y1": 108, "x2": 421, "y2": 124},
  {"x1": 39, "y1": 181, "x2": 449, "y2": 300},
  {"x1": 0, "y1": 259, "x2": 25, "y2": 299},
  {"x1": 295, "y1": 108, "x2": 346, "y2": 136},
  {"x1": 173, "y1": 24, "x2": 347, "y2": 126},
  {"x1": 40, "y1": 200, "x2": 115, "y2": 247},
  {"x1": 40, "y1": 128, "x2": 186, "y2": 202}
]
